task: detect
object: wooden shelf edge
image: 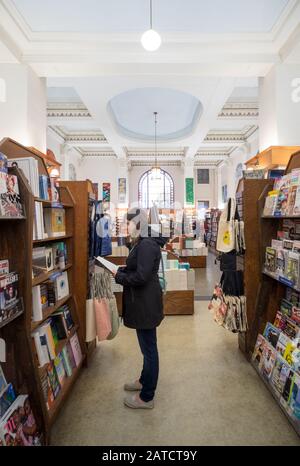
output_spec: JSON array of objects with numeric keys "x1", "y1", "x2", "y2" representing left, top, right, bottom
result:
[
  {"x1": 33, "y1": 235, "x2": 72, "y2": 244},
  {"x1": 34, "y1": 198, "x2": 73, "y2": 209},
  {"x1": 262, "y1": 269, "x2": 300, "y2": 293},
  {"x1": 0, "y1": 216, "x2": 26, "y2": 221},
  {"x1": 31, "y1": 294, "x2": 72, "y2": 331},
  {"x1": 32, "y1": 264, "x2": 72, "y2": 287},
  {"x1": 251, "y1": 361, "x2": 300, "y2": 437},
  {"x1": 262, "y1": 215, "x2": 300, "y2": 219}
]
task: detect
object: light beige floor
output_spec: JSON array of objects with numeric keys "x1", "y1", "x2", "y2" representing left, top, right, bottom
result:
[{"x1": 52, "y1": 257, "x2": 300, "y2": 445}]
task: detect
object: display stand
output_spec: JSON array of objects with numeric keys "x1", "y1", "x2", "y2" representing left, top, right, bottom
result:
[
  {"x1": 59, "y1": 180, "x2": 96, "y2": 361},
  {"x1": 205, "y1": 209, "x2": 222, "y2": 254},
  {"x1": 235, "y1": 177, "x2": 272, "y2": 356},
  {"x1": 249, "y1": 150, "x2": 300, "y2": 437},
  {"x1": 0, "y1": 138, "x2": 86, "y2": 444}
]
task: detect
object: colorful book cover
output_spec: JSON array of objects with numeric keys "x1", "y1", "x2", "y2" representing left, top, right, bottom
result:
[
  {"x1": 287, "y1": 186, "x2": 297, "y2": 216},
  {"x1": 274, "y1": 188, "x2": 289, "y2": 216},
  {"x1": 0, "y1": 383, "x2": 16, "y2": 418},
  {"x1": 265, "y1": 247, "x2": 277, "y2": 273},
  {"x1": 69, "y1": 333, "x2": 82, "y2": 367},
  {"x1": 276, "y1": 332, "x2": 291, "y2": 357},
  {"x1": 282, "y1": 316, "x2": 300, "y2": 341},
  {"x1": 263, "y1": 195, "x2": 278, "y2": 216},
  {"x1": 286, "y1": 252, "x2": 300, "y2": 285},
  {"x1": 260, "y1": 343, "x2": 277, "y2": 379},
  {"x1": 66, "y1": 342, "x2": 77, "y2": 370},
  {"x1": 291, "y1": 306, "x2": 300, "y2": 325},
  {"x1": 263, "y1": 322, "x2": 281, "y2": 349},
  {"x1": 61, "y1": 346, "x2": 72, "y2": 377},
  {"x1": 290, "y1": 348, "x2": 300, "y2": 374},
  {"x1": 0, "y1": 395, "x2": 41, "y2": 446},
  {"x1": 293, "y1": 186, "x2": 300, "y2": 216},
  {"x1": 252, "y1": 334, "x2": 267, "y2": 367},
  {"x1": 281, "y1": 369, "x2": 295, "y2": 404},
  {"x1": 54, "y1": 354, "x2": 66, "y2": 387},
  {"x1": 283, "y1": 341, "x2": 297, "y2": 366},
  {"x1": 274, "y1": 311, "x2": 287, "y2": 331},
  {"x1": 46, "y1": 363, "x2": 61, "y2": 399},
  {"x1": 0, "y1": 365, "x2": 7, "y2": 394},
  {"x1": 286, "y1": 288, "x2": 300, "y2": 306},
  {"x1": 280, "y1": 298, "x2": 293, "y2": 317},
  {"x1": 271, "y1": 355, "x2": 291, "y2": 397},
  {"x1": 288, "y1": 373, "x2": 300, "y2": 420}
]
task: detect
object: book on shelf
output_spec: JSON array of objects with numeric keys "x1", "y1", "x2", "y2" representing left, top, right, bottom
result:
[
  {"x1": 0, "y1": 299, "x2": 23, "y2": 326},
  {"x1": 39, "y1": 175, "x2": 49, "y2": 201},
  {"x1": 293, "y1": 186, "x2": 300, "y2": 216},
  {"x1": 260, "y1": 343, "x2": 277, "y2": 380},
  {"x1": 0, "y1": 383, "x2": 16, "y2": 419},
  {"x1": 34, "y1": 201, "x2": 46, "y2": 240},
  {"x1": 32, "y1": 247, "x2": 48, "y2": 277},
  {"x1": 8, "y1": 157, "x2": 39, "y2": 198},
  {"x1": 270, "y1": 354, "x2": 291, "y2": 397},
  {"x1": 0, "y1": 395, "x2": 41, "y2": 446},
  {"x1": 61, "y1": 346, "x2": 73, "y2": 377},
  {"x1": 39, "y1": 370, "x2": 54, "y2": 411},
  {"x1": 265, "y1": 247, "x2": 277, "y2": 273},
  {"x1": 69, "y1": 332, "x2": 82, "y2": 367},
  {"x1": 43, "y1": 207, "x2": 66, "y2": 238},
  {"x1": 252, "y1": 334, "x2": 268, "y2": 368},
  {"x1": 46, "y1": 363, "x2": 60, "y2": 399},
  {"x1": 0, "y1": 365, "x2": 7, "y2": 395},
  {"x1": 274, "y1": 188, "x2": 289, "y2": 216},
  {"x1": 0, "y1": 152, "x2": 8, "y2": 194},
  {"x1": 54, "y1": 354, "x2": 66, "y2": 387},
  {"x1": 0, "y1": 272, "x2": 19, "y2": 310},
  {"x1": 286, "y1": 252, "x2": 300, "y2": 285},
  {"x1": 276, "y1": 332, "x2": 292, "y2": 357},
  {"x1": 0, "y1": 192, "x2": 24, "y2": 218},
  {"x1": 48, "y1": 271, "x2": 69, "y2": 301},
  {"x1": 0, "y1": 260, "x2": 9, "y2": 276},
  {"x1": 263, "y1": 322, "x2": 281, "y2": 348},
  {"x1": 286, "y1": 287, "x2": 300, "y2": 306},
  {"x1": 287, "y1": 373, "x2": 300, "y2": 421}
]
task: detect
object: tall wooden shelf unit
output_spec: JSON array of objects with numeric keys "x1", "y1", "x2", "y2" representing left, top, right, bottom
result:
[
  {"x1": 235, "y1": 177, "x2": 272, "y2": 356},
  {"x1": 249, "y1": 151, "x2": 300, "y2": 436},
  {"x1": 0, "y1": 138, "x2": 86, "y2": 444},
  {"x1": 59, "y1": 180, "x2": 96, "y2": 359}
]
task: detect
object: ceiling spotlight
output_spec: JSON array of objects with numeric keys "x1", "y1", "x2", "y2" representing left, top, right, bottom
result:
[{"x1": 141, "y1": 0, "x2": 161, "y2": 52}]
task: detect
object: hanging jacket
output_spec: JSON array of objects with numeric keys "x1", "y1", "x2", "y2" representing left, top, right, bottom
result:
[{"x1": 115, "y1": 235, "x2": 167, "y2": 329}]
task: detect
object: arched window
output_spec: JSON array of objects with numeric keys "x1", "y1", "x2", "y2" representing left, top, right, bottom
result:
[{"x1": 138, "y1": 168, "x2": 174, "y2": 209}]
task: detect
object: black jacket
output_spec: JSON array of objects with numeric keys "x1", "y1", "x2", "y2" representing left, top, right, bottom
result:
[{"x1": 115, "y1": 235, "x2": 166, "y2": 329}]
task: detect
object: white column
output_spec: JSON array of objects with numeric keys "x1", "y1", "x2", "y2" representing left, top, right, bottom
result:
[
  {"x1": 60, "y1": 143, "x2": 72, "y2": 180},
  {"x1": 259, "y1": 64, "x2": 300, "y2": 150},
  {"x1": 216, "y1": 166, "x2": 223, "y2": 209},
  {"x1": 0, "y1": 64, "x2": 47, "y2": 151}
]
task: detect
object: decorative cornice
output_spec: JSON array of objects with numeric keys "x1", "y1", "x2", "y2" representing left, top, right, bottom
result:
[
  {"x1": 47, "y1": 102, "x2": 92, "y2": 119},
  {"x1": 204, "y1": 125, "x2": 258, "y2": 143},
  {"x1": 48, "y1": 125, "x2": 107, "y2": 144},
  {"x1": 131, "y1": 161, "x2": 181, "y2": 167},
  {"x1": 76, "y1": 148, "x2": 116, "y2": 157},
  {"x1": 218, "y1": 102, "x2": 259, "y2": 118},
  {"x1": 127, "y1": 150, "x2": 184, "y2": 158},
  {"x1": 196, "y1": 148, "x2": 234, "y2": 157}
]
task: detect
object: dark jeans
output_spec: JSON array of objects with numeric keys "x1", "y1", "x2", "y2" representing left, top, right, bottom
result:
[{"x1": 136, "y1": 328, "x2": 159, "y2": 402}]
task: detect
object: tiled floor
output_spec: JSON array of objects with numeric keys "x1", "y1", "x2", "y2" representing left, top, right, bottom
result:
[{"x1": 51, "y1": 254, "x2": 300, "y2": 446}]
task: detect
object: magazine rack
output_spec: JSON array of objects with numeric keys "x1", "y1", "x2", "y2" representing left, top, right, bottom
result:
[
  {"x1": 0, "y1": 138, "x2": 86, "y2": 445},
  {"x1": 250, "y1": 150, "x2": 300, "y2": 437}
]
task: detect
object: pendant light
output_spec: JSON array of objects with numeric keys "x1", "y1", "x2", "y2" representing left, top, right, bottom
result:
[
  {"x1": 141, "y1": 0, "x2": 162, "y2": 51},
  {"x1": 151, "y1": 111, "x2": 161, "y2": 180}
]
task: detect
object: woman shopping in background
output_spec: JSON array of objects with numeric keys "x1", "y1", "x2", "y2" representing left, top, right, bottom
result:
[{"x1": 114, "y1": 207, "x2": 167, "y2": 409}]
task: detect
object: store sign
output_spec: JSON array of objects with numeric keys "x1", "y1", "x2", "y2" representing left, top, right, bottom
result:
[
  {"x1": 243, "y1": 169, "x2": 265, "y2": 179},
  {"x1": 185, "y1": 178, "x2": 194, "y2": 205}
]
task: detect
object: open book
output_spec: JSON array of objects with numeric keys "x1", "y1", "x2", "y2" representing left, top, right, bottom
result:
[{"x1": 94, "y1": 256, "x2": 119, "y2": 274}]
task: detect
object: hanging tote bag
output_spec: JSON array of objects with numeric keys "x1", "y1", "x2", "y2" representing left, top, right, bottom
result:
[
  {"x1": 85, "y1": 298, "x2": 96, "y2": 343},
  {"x1": 94, "y1": 298, "x2": 112, "y2": 341},
  {"x1": 216, "y1": 198, "x2": 236, "y2": 253},
  {"x1": 107, "y1": 296, "x2": 120, "y2": 340},
  {"x1": 208, "y1": 284, "x2": 228, "y2": 326}
]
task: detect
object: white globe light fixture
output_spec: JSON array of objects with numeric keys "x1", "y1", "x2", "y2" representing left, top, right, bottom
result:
[{"x1": 141, "y1": 0, "x2": 161, "y2": 52}]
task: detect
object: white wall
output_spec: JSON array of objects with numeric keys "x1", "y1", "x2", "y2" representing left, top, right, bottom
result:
[
  {"x1": 194, "y1": 168, "x2": 217, "y2": 209},
  {"x1": 0, "y1": 64, "x2": 46, "y2": 151},
  {"x1": 47, "y1": 130, "x2": 84, "y2": 181},
  {"x1": 78, "y1": 156, "x2": 119, "y2": 204}
]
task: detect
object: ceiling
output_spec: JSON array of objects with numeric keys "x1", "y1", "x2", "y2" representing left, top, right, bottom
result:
[
  {"x1": 0, "y1": 0, "x2": 300, "y2": 167},
  {"x1": 12, "y1": 0, "x2": 289, "y2": 33}
]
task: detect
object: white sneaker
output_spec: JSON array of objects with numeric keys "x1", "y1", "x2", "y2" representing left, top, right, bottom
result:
[{"x1": 124, "y1": 393, "x2": 154, "y2": 409}]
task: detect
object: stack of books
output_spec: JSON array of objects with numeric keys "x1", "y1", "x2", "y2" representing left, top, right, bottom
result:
[
  {"x1": 164, "y1": 269, "x2": 188, "y2": 291},
  {"x1": 0, "y1": 153, "x2": 24, "y2": 218},
  {"x1": 7, "y1": 157, "x2": 39, "y2": 198},
  {"x1": 0, "y1": 259, "x2": 24, "y2": 326},
  {"x1": 252, "y1": 288, "x2": 300, "y2": 424},
  {"x1": 263, "y1": 169, "x2": 300, "y2": 217},
  {"x1": 32, "y1": 242, "x2": 67, "y2": 278},
  {"x1": 0, "y1": 366, "x2": 41, "y2": 446}
]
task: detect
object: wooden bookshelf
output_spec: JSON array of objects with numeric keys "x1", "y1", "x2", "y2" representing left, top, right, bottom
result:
[
  {"x1": 249, "y1": 150, "x2": 300, "y2": 437},
  {"x1": 31, "y1": 294, "x2": 72, "y2": 331},
  {"x1": 0, "y1": 138, "x2": 86, "y2": 445},
  {"x1": 235, "y1": 177, "x2": 272, "y2": 356},
  {"x1": 32, "y1": 264, "x2": 72, "y2": 287},
  {"x1": 59, "y1": 180, "x2": 96, "y2": 361}
]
